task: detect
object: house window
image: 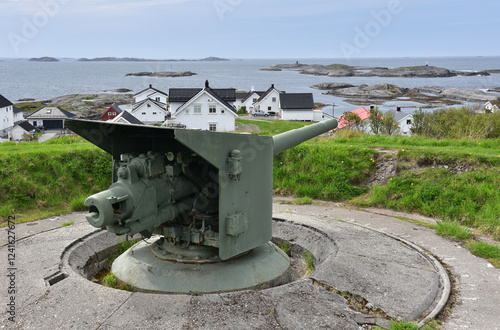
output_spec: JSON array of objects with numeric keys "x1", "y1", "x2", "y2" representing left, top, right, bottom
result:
[
  {"x1": 272, "y1": 97, "x2": 276, "y2": 102},
  {"x1": 156, "y1": 97, "x2": 160, "y2": 101},
  {"x1": 221, "y1": 109, "x2": 225, "y2": 114},
  {"x1": 142, "y1": 112, "x2": 146, "y2": 115},
  {"x1": 253, "y1": 98, "x2": 257, "y2": 103},
  {"x1": 147, "y1": 104, "x2": 151, "y2": 107},
  {"x1": 194, "y1": 105, "x2": 201, "y2": 114},
  {"x1": 209, "y1": 123, "x2": 217, "y2": 131},
  {"x1": 153, "y1": 112, "x2": 157, "y2": 115},
  {"x1": 268, "y1": 106, "x2": 271, "y2": 111},
  {"x1": 186, "y1": 108, "x2": 190, "y2": 114},
  {"x1": 209, "y1": 105, "x2": 216, "y2": 114},
  {"x1": 406, "y1": 119, "x2": 412, "y2": 125}
]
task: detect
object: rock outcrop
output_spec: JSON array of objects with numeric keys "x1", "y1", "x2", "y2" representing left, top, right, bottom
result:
[{"x1": 125, "y1": 71, "x2": 196, "y2": 77}]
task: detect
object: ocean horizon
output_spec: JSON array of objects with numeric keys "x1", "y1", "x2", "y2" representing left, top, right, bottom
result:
[{"x1": 1, "y1": 56, "x2": 499, "y2": 115}]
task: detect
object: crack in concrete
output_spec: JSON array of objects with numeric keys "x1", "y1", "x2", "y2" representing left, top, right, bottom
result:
[{"x1": 94, "y1": 292, "x2": 135, "y2": 329}]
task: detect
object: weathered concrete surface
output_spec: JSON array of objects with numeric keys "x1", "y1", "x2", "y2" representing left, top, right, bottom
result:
[{"x1": 1, "y1": 201, "x2": 496, "y2": 329}]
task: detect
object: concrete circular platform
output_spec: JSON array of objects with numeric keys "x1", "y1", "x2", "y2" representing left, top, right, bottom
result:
[{"x1": 0, "y1": 204, "x2": 457, "y2": 330}]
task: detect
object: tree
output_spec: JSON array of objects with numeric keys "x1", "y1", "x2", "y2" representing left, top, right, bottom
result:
[
  {"x1": 368, "y1": 106, "x2": 384, "y2": 134},
  {"x1": 381, "y1": 111, "x2": 399, "y2": 135},
  {"x1": 410, "y1": 107, "x2": 429, "y2": 136},
  {"x1": 343, "y1": 111, "x2": 365, "y2": 131}
]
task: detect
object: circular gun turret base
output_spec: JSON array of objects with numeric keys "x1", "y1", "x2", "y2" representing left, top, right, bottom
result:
[{"x1": 111, "y1": 238, "x2": 291, "y2": 294}]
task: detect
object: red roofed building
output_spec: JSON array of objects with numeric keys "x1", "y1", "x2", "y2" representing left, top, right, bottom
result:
[
  {"x1": 101, "y1": 103, "x2": 123, "y2": 121},
  {"x1": 334, "y1": 107, "x2": 371, "y2": 131}
]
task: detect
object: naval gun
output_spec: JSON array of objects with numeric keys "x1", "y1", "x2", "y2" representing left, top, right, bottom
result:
[{"x1": 65, "y1": 118, "x2": 337, "y2": 293}]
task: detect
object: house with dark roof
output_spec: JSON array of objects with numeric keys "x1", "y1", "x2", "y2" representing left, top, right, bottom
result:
[
  {"x1": 253, "y1": 84, "x2": 281, "y2": 115},
  {"x1": 134, "y1": 84, "x2": 169, "y2": 105},
  {"x1": 0, "y1": 94, "x2": 14, "y2": 137},
  {"x1": 169, "y1": 83, "x2": 236, "y2": 114},
  {"x1": 387, "y1": 107, "x2": 413, "y2": 135},
  {"x1": 101, "y1": 103, "x2": 123, "y2": 121},
  {"x1": 8, "y1": 121, "x2": 36, "y2": 141},
  {"x1": 234, "y1": 90, "x2": 265, "y2": 113},
  {"x1": 130, "y1": 98, "x2": 167, "y2": 124},
  {"x1": 279, "y1": 93, "x2": 315, "y2": 121},
  {"x1": 167, "y1": 80, "x2": 238, "y2": 132},
  {"x1": 26, "y1": 107, "x2": 76, "y2": 129},
  {"x1": 110, "y1": 110, "x2": 144, "y2": 125}
]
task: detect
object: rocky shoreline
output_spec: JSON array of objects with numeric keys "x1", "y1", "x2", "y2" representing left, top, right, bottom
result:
[
  {"x1": 312, "y1": 83, "x2": 500, "y2": 107},
  {"x1": 263, "y1": 63, "x2": 496, "y2": 78},
  {"x1": 125, "y1": 71, "x2": 196, "y2": 77}
]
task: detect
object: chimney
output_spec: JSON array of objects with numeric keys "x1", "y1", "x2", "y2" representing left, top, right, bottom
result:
[
  {"x1": 370, "y1": 105, "x2": 375, "y2": 111},
  {"x1": 250, "y1": 86, "x2": 255, "y2": 92},
  {"x1": 271, "y1": 84, "x2": 274, "y2": 88},
  {"x1": 149, "y1": 84, "x2": 152, "y2": 88},
  {"x1": 205, "y1": 80, "x2": 209, "y2": 88},
  {"x1": 396, "y1": 106, "x2": 401, "y2": 112}
]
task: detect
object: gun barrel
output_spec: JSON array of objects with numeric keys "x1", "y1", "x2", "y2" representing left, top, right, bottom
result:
[{"x1": 272, "y1": 118, "x2": 337, "y2": 155}]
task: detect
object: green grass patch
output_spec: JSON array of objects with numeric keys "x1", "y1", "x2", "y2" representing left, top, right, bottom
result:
[
  {"x1": 108, "y1": 239, "x2": 140, "y2": 265},
  {"x1": 435, "y1": 220, "x2": 473, "y2": 240},
  {"x1": 236, "y1": 118, "x2": 311, "y2": 136},
  {"x1": 466, "y1": 241, "x2": 500, "y2": 267},
  {"x1": 303, "y1": 249, "x2": 315, "y2": 275},
  {"x1": 102, "y1": 271, "x2": 136, "y2": 291},
  {"x1": 294, "y1": 197, "x2": 313, "y2": 205},
  {"x1": 277, "y1": 241, "x2": 291, "y2": 256},
  {"x1": 61, "y1": 220, "x2": 75, "y2": 227}
]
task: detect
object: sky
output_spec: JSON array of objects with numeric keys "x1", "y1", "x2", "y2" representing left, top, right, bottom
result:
[{"x1": 0, "y1": 0, "x2": 499, "y2": 59}]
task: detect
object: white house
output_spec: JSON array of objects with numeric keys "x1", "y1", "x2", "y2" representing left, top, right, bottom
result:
[
  {"x1": 279, "y1": 93, "x2": 315, "y2": 121},
  {"x1": 254, "y1": 84, "x2": 282, "y2": 115},
  {"x1": 169, "y1": 82, "x2": 236, "y2": 114},
  {"x1": 134, "y1": 84, "x2": 169, "y2": 105},
  {"x1": 110, "y1": 110, "x2": 144, "y2": 125},
  {"x1": 313, "y1": 110, "x2": 334, "y2": 122},
  {"x1": 482, "y1": 100, "x2": 499, "y2": 113},
  {"x1": 13, "y1": 107, "x2": 24, "y2": 124},
  {"x1": 387, "y1": 107, "x2": 414, "y2": 135},
  {"x1": 26, "y1": 107, "x2": 75, "y2": 129},
  {"x1": 8, "y1": 121, "x2": 36, "y2": 141},
  {"x1": 0, "y1": 94, "x2": 14, "y2": 137},
  {"x1": 168, "y1": 81, "x2": 238, "y2": 132},
  {"x1": 130, "y1": 98, "x2": 167, "y2": 124},
  {"x1": 235, "y1": 90, "x2": 264, "y2": 113}
]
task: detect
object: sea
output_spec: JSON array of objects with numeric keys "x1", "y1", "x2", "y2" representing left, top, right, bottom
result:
[{"x1": 1, "y1": 56, "x2": 499, "y2": 115}]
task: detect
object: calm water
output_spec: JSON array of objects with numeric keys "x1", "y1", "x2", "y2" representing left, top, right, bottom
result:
[{"x1": 1, "y1": 57, "x2": 499, "y2": 114}]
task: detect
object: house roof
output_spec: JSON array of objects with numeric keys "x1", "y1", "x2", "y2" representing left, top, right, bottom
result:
[
  {"x1": 17, "y1": 121, "x2": 36, "y2": 132},
  {"x1": 241, "y1": 91, "x2": 265, "y2": 103},
  {"x1": 27, "y1": 107, "x2": 76, "y2": 119},
  {"x1": 335, "y1": 107, "x2": 370, "y2": 131},
  {"x1": 279, "y1": 93, "x2": 314, "y2": 110},
  {"x1": 109, "y1": 103, "x2": 123, "y2": 114},
  {"x1": 13, "y1": 107, "x2": 23, "y2": 114},
  {"x1": 0, "y1": 94, "x2": 13, "y2": 108},
  {"x1": 173, "y1": 87, "x2": 238, "y2": 117},
  {"x1": 132, "y1": 98, "x2": 167, "y2": 111},
  {"x1": 134, "y1": 84, "x2": 168, "y2": 98},
  {"x1": 111, "y1": 110, "x2": 144, "y2": 125},
  {"x1": 256, "y1": 84, "x2": 281, "y2": 103},
  {"x1": 236, "y1": 92, "x2": 251, "y2": 100},
  {"x1": 169, "y1": 87, "x2": 236, "y2": 103},
  {"x1": 387, "y1": 109, "x2": 412, "y2": 122}
]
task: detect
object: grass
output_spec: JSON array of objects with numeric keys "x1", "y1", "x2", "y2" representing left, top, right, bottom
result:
[
  {"x1": 303, "y1": 249, "x2": 315, "y2": 275},
  {"x1": 236, "y1": 118, "x2": 311, "y2": 135},
  {"x1": 102, "y1": 271, "x2": 136, "y2": 291},
  {"x1": 465, "y1": 241, "x2": 500, "y2": 267},
  {"x1": 61, "y1": 220, "x2": 75, "y2": 227},
  {"x1": 435, "y1": 220, "x2": 473, "y2": 240},
  {"x1": 293, "y1": 197, "x2": 313, "y2": 205},
  {"x1": 277, "y1": 240, "x2": 291, "y2": 256},
  {"x1": 108, "y1": 239, "x2": 140, "y2": 265}
]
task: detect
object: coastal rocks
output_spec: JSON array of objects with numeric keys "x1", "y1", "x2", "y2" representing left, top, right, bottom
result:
[
  {"x1": 43, "y1": 93, "x2": 134, "y2": 116},
  {"x1": 311, "y1": 82, "x2": 355, "y2": 90},
  {"x1": 29, "y1": 57, "x2": 59, "y2": 62},
  {"x1": 264, "y1": 63, "x2": 491, "y2": 78},
  {"x1": 326, "y1": 84, "x2": 408, "y2": 99},
  {"x1": 315, "y1": 83, "x2": 499, "y2": 108},
  {"x1": 125, "y1": 71, "x2": 196, "y2": 77},
  {"x1": 488, "y1": 87, "x2": 500, "y2": 93}
]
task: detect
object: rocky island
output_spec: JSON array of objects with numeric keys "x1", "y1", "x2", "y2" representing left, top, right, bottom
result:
[
  {"x1": 29, "y1": 56, "x2": 59, "y2": 62},
  {"x1": 263, "y1": 63, "x2": 492, "y2": 78},
  {"x1": 125, "y1": 71, "x2": 196, "y2": 77},
  {"x1": 79, "y1": 56, "x2": 229, "y2": 62},
  {"x1": 312, "y1": 82, "x2": 500, "y2": 107}
]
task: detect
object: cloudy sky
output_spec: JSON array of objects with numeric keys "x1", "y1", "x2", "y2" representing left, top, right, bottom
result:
[{"x1": 1, "y1": 0, "x2": 499, "y2": 59}]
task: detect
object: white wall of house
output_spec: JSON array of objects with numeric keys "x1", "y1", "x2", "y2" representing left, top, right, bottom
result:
[
  {"x1": 169, "y1": 102, "x2": 184, "y2": 115},
  {"x1": 13, "y1": 111, "x2": 23, "y2": 124},
  {"x1": 130, "y1": 100, "x2": 167, "y2": 124},
  {"x1": 397, "y1": 114, "x2": 413, "y2": 135},
  {"x1": 281, "y1": 110, "x2": 313, "y2": 121},
  {"x1": 8, "y1": 125, "x2": 30, "y2": 141},
  {"x1": 173, "y1": 92, "x2": 237, "y2": 132},
  {"x1": 313, "y1": 110, "x2": 334, "y2": 122},
  {"x1": 255, "y1": 89, "x2": 281, "y2": 114},
  {"x1": 0, "y1": 105, "x2": 14, "y2": 136}
]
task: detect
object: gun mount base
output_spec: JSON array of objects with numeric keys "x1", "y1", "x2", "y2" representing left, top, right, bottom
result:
[{"x1": 111, "y1": 238, "x2": 291, "y2": 294}]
